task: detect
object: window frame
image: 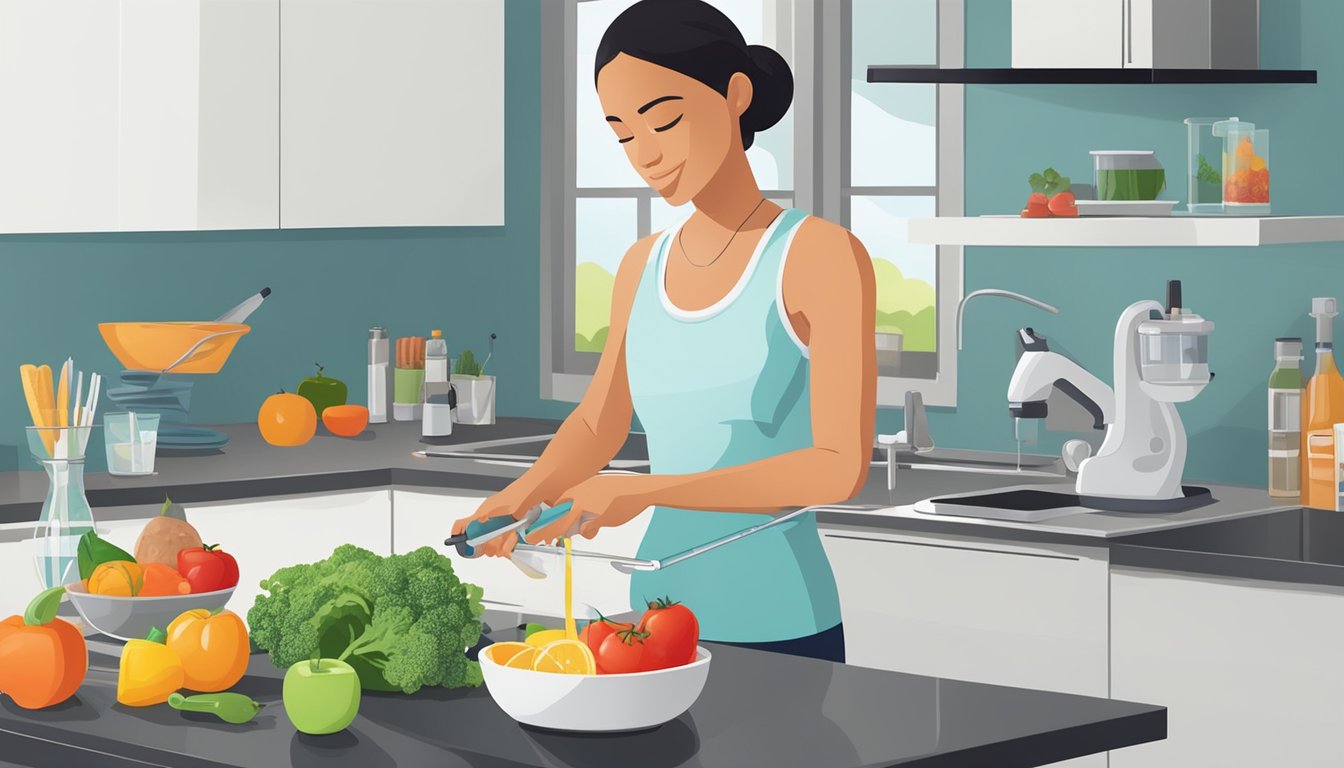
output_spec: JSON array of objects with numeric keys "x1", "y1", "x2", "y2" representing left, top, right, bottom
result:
[{"x1": 540, "y1": 0, "x2": 964, "y2": 407}]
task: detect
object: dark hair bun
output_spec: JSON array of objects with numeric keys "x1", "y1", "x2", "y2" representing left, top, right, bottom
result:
[
  {"x1": 742, "y1": 44, "x2": 793, "y2": 135},
  {"x1": 595, "y1": 0, "x2": 795, "y2": 150}
]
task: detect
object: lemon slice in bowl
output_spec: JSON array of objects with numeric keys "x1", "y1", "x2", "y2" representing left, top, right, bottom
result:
[
  {"x1": 533, "y1": 639, "x2": 596, "y2": 675},
  {"x1": 504, "y1": 647, "x2": 542, "y2": 670},
  {"x1": 525, "y1": 629, "x2": 568, "y2": 648},
  {"x1": 486, "y1": 642, "x2": 531, "y2": 666}
]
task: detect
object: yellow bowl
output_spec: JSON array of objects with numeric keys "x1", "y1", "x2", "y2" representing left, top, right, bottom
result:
[{"x1": 98, "y1": 322, "x2": 251, "y2": 374}]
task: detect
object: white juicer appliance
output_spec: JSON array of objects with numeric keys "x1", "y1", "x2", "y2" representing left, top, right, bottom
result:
[{"x1": 1008, "y1": 280, "x2": 1215, "y2": 509}]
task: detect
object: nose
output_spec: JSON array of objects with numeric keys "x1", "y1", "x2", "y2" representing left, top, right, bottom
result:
[{"x1": 636, "y1": 136, "x2": 662, "y2": 171}]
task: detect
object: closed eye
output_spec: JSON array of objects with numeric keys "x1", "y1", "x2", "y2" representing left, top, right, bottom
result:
[
  {"x1": 654, "y1": 114, "x2": 683, "y2": 133},
  {"x1": 618, "y1": 136, "x2": 633, "y2": 144}
]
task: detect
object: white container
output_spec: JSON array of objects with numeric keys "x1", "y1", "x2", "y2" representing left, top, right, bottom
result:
[
  {"x1": 480, "y1": 646, "x2": 711, "y2": 732},
  {"x1": 425, "y1": 330, "x2": 449, "y2": 384},
  {"x1": 367, "y1": 327, "x2": 390, "y2": 424},
  {"x1": 1012, "y1": 0, "x2": 1258, "y2": 69},
  {"x1": 453, "y1": 375, "x2": 496, "y2": 426}
]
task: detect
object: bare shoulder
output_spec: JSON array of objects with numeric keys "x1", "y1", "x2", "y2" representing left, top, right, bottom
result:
[
  {"x1": 611, "y1": 233, "x2": 663, "y2": 291},
  {"x1": 786, "y1": 216, "x2": 873, "y2": 284}
]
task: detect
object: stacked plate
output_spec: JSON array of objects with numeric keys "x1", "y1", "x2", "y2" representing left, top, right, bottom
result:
[{"x1": 106, "y1": 371, "x2": 228, "y2": 452}]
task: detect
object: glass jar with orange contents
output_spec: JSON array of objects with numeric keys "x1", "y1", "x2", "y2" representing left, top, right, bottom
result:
[{"x1": 1217, "y1": 120, "x2": 1270, "y2": 215}]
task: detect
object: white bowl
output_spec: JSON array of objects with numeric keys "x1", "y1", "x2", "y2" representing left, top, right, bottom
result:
[
  {"x1": 65, "y1": 582, "x2": 235, "y2": 641},
  {"x1": 480, "y1": 645, "x2": 711, "y2": 732}
]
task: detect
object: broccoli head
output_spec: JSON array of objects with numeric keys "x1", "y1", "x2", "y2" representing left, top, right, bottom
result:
[{"x1": 247, "y1": 544, "x2": 485, "y2": 694}]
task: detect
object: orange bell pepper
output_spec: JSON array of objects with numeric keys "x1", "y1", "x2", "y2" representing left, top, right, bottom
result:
[
  {"x1": 0, "y1": 587, "x2": 88, "y2": 710},
  {"x1": 166, "y1": 609, "x2": 249, "y2": 692},
  {"x1": 117, "y1": 627, "x2": 184, "y2": 706}
]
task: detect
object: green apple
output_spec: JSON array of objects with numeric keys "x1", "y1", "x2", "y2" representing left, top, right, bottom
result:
[{"x1": 283, "y1": 658, "x2": 361, "y2": 735}]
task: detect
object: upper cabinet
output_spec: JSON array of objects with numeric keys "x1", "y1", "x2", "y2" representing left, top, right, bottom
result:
[
  {"x1": 0, "y1": 0, "x2": 279, "y2": 233},
  {"x1": 0, "y1": 0, "x2": 503, "y2": 234},
  {"x1": 279, "y1": 0, "x2": 504, "y2": 228}
]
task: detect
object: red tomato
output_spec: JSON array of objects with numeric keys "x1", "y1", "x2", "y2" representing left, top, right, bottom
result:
[
  {"x1": 580, "y1": 618, "x2": 632, "y2": 666},
  {"x1": 177, "y1": 545, "x2": 240, "y2": 594},
  {"x1": 1047, "y1": 191, "x2": 1077, "y2": 217},
  {"x1": 596, "y1": 630, "x2": 647, "y2": 675},
  {"x1": 637, "y1": 598, "x2": 699, "y2": 671}
]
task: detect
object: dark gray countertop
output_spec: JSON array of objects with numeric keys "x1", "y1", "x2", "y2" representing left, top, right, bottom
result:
[
  {"x1": 0, "y1": 619, "x2": 1165, "y2": 768},
  {"x1": 1110, "y1": 507, "x2": 1344, "y2": 588},
  {"x1": 4, "y1": 415, "x2": 1321, "y2": 589}
]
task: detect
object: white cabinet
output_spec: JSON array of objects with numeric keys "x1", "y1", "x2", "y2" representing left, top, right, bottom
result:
[
  {"x1": 0, "y1": 536, "x2": 44, "y2": 619},
  {"x1": 279, "y1": 0, "x2": 505, "y2": 228},
  {"x1": 0, "y1": 1, "x2": 121, "y2": 232},
  {"x1": 184, "y1": 490, "x2": 392, "y2": 621},
  {"x1": 392, "y1": 490, "x2": 649, "y2": 620},
  {"x1": 1011, "y1": 0, "x2": 1259, "y2": 69},
  {"x1": 0, "y1": 0, "x2": 279, "y2": 233},
  {"x1": 821, "y1": 525, "x2": 1110, "y2": 768},
  {"x1": 1111, "y1": 567, "x2": 1344, "y2": 768}
]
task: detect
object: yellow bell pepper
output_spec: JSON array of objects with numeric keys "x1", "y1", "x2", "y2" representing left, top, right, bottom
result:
[{"x1": 117, "y1": 627, "x2": 184, "y2": 707}]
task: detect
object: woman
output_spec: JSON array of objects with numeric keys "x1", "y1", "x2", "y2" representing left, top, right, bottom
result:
[{"x1": 452, "y1": 0, "x2": 876, "y2": 662}]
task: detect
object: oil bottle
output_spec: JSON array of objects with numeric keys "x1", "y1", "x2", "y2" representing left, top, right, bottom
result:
[{"x1": 1301, "y1": 298, "x2": 1344, "y2": 509}]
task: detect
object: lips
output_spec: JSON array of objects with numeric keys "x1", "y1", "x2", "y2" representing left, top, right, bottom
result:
[{"x1": 648, "y1": 165, "x2": 682, "y2": 183}]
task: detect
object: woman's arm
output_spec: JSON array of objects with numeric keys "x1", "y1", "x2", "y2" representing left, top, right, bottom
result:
[
  {"x1": 534, "y1": 219, "x2": 878, "y2": 542},
  {"x1": 450, "y1": 234, "x2": 657, "y2": 545}
]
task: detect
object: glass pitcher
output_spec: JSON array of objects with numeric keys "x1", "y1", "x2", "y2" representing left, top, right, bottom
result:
[
  {"x1": 1185, "y1": 117, "x2": 1236, "y2": 213},
  {"x1": 27, "y1": 425, "x2": 97, "y2": 590}
]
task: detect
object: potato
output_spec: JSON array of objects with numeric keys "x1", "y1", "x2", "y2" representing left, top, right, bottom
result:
[{"x1": 135, "y1": 516, "x2": 204, "y2": 568}]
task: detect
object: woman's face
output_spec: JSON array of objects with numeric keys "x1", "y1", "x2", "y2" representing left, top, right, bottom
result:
[{"x1": 597, "y1": 53, "x2": 750, "y2": 206}]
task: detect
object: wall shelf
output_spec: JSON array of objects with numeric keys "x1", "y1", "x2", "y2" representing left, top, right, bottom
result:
[
  {"x1": 906, "y1": 216, "x2": 1344, "y2": 248},
  {"x1": 867, "y1": 67, "x2": 1318, "y2": 85}
]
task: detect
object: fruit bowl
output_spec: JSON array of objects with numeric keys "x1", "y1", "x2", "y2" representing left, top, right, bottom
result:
[
  {"x1": 479, "y1": 645, "x2": 711, "y2": 732},
  {"x1": 98, "y1": 322, "x2": 250, "y2": 374},
  {"x1": 65, "y1": 583, "x2": 235, "y2": 641}
]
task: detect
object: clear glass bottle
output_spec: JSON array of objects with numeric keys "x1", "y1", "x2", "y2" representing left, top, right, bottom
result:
[
  {"x1": 1301, "y1": 299, "x2": 1344, "y2": 509},
  {"x1": 27, "y1": 425, "x2": 97, "y2": 589},
  {"x1": 1268, "y1": 338, "x2": 1303, "y2": 499}
]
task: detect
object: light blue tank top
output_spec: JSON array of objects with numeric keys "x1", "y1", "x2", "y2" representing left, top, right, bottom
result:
[{"x1": 624, "y1": 208, "x2": 842, "y2": 642}]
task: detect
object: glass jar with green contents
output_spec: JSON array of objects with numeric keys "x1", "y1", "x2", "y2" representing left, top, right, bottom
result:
[
  {"x1": 1091, "y1": 151, "x2": 1167, "y2": 201},
  {"x1": 1185, "y1": 117, "x2": 1235, "y2": 213}
]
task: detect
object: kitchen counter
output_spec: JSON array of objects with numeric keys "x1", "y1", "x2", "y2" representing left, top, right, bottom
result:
[
  {"x1": 1110, "y1": 506, "x2": 1344, "y2": 588},
  {"x1": 2, "y1": 416, "x2": 1310, "y2": 586},
  {"x1": 0, "y1": 621, "x2": 1165, "y2": 768}
]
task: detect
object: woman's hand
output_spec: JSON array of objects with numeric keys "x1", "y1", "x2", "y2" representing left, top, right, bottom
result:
[
  {"x1": 450, "y1": 482, "x2": 548, "y2": 558},
  {"x1": 527, "y1": 474, "x2": 650, "y2": 544}
]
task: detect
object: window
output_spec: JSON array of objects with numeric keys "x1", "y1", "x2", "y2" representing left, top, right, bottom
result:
[{"x1": 541, "y1": 0, "x2": 964, "y2": 406}]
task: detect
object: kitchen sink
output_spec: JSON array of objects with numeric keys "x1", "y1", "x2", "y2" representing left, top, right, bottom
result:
[{"x1": 916, "y1": 484, "x2": 1215, "y2": 523}]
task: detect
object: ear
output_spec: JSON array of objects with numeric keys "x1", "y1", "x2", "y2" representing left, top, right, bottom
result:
[{"x1": 725, "y1": 71, "x2": 754, "y2": 119}]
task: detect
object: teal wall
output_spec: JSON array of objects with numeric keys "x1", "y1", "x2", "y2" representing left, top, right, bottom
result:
[
  {"x1": 2, "y1": 0, "x2": 1338, "y2": 489},
  {"x1": 905, "y1": 0, "x2": 1341, "y2": 486},
  {"x1": 0, "y1": 0, "x2": 568, "y2": 472}
]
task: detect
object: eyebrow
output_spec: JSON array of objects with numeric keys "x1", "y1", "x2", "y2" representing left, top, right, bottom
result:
[{"x1": 606, "y1": 94, "x2": 683, "y2": 122}]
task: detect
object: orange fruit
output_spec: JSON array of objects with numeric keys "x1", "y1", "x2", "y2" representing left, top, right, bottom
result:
[
  {"x1": 533, "y1": 639, "x2": 596, "y2": 675},
  {"x1": 87, "y1": 561, "x2": 143, "y2": 596},
  {"x1": 321, "y1": 404, "x2": 369, "y2": 437},
  {"x1": 485, "y1": 642, "x2": 530, "y2": 665},
  {"x1": 257, "y1": 392, "x2": 317, "y2": 447},
  {"x1": 503, "y1": 647, "x2": 540, "y2": 670}
]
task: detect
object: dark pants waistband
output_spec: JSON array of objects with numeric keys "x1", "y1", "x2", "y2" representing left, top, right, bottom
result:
[{"x1": 712, "y1": 623, "x2": 845, "y2": 664}]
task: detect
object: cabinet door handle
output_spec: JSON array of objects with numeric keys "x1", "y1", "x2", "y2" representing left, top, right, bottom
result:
[
  {"x1": 823, "y1": 533, "x2": 1080, "y2": 562},
  {"x1": 1125, "y1": 0, "x2": 1133, "y2": 65}
]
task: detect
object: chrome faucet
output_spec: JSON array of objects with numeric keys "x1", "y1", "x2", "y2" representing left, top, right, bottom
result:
[
  {"x1": 876, "y1": 390, "x2": 934, "y2": 491},
  {"x1": 956, "y1": 289, "x2": 1060, "y2": 351}
]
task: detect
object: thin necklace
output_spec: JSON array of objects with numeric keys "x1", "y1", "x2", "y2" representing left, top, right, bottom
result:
[{"x1": 678, "y1": 198, "x2": 768, "y2": 268}]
